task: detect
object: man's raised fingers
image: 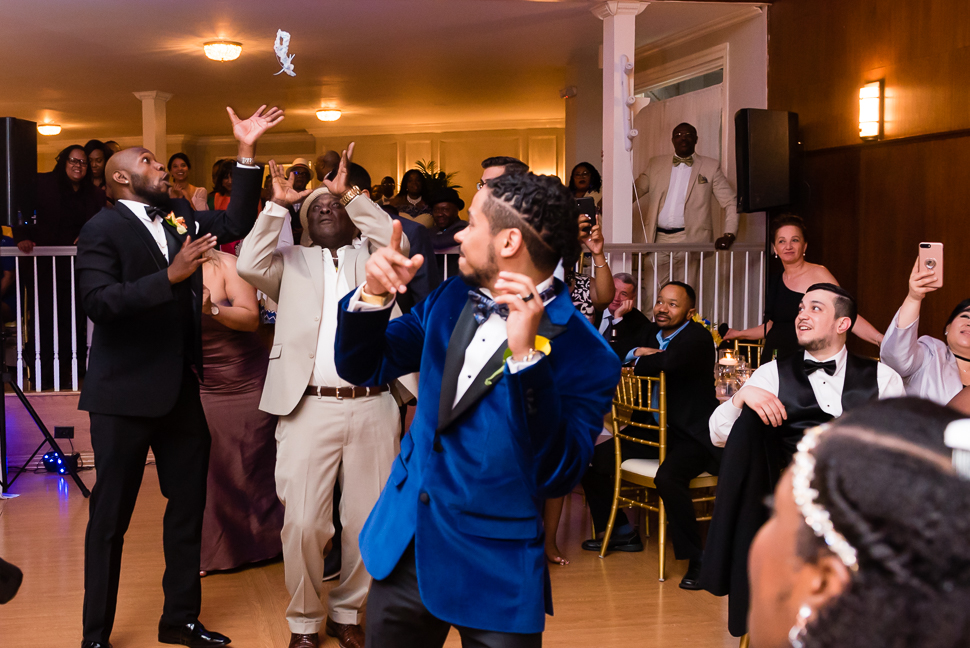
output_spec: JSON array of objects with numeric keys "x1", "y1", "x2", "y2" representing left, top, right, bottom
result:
[{"x1": 389, "y1": 220, "x2": 403, "y2": 251}]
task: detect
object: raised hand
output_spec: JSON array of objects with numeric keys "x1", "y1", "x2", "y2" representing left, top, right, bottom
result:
[
  {"x1": 493, "y1": 271, "x2": 545, "y2": 362},
  {"x1": 267, "y1": 160, "x2": 313, "y2": 209},
  {"x1": 615, "y1": 299, "x2": 634, "y2": 318},
  {"x1": 583, "y1": 221, "x2": 605, "y2": 255},
  {"x1": 322, "y1": 143, "x2": 355, "y2": 195},
  {"x1": 733, "y1": 385, "x2": 787, "y2": 427},
  {"x1": 227, "y1": 105, "x2": 285, "y2": 146},
  {"x1": 167, "y1": 234, "x2": 217, "y2": 284},
  {"x1": 907, "y1": 257, "x2": 940, "y2": 302},
  {"x1": 364, "y1": 220, "x2": 423, "y2": 297}
]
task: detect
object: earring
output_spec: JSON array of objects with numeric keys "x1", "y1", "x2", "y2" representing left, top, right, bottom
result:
[{"x1": 788, "y1": 605, "x2": 812, "y2": 648}]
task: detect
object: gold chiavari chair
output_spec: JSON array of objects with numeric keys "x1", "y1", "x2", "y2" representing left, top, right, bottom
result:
[
  {"x1": 599, "y1": 368, "x2": 717, "y2": 581},
  {"x1": 733, "y1": 339, "x2": 765, "y2": 368}
]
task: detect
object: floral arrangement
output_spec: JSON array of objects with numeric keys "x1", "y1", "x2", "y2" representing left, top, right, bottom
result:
[
  {"x1": 692, "y1": 312, "x2": 722, "y2": 346},
  {"x1": 164, "y1": 213, "x2": 188, "y2": 235}
]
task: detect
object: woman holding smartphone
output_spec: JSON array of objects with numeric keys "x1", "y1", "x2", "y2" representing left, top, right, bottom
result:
[{"x1": 880, "y1": 257, "x2": 970, "y2": 405}]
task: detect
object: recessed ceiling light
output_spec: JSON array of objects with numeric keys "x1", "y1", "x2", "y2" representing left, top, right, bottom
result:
[
  {"x1": 203, "y1": 41, "x2": 243, "y2": 62},
  {"x1": 37, "y1": 123, "x2": 61, "y2": 136},
  {"x1": 316, "y1": 109, "x2": 342, "y2": 122}
]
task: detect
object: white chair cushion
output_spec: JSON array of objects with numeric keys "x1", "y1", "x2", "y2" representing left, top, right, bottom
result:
[{"x1": 621, "y1": 458, "x2": 714, "y2": 481}]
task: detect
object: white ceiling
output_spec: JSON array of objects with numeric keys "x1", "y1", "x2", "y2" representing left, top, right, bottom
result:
[{"x1": 0, "y1": 1, "x2": 761, "y2": 142}]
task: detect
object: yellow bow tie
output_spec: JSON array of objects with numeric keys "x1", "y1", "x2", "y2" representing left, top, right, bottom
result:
[{"x1": 673, "y1": 155, "x2": 694, "y2": 167}]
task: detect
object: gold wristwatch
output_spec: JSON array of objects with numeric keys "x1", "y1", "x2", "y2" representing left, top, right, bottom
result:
[{"x1": 340, "y1": 186, "x2": 363, "y2": 206}]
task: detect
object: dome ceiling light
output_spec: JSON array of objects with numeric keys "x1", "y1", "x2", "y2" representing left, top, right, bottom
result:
[
  {"x1": 315, "y1": 109, "x2": 342, "y2": 122},
  {"x1": 203, "y1": 41, "x2": 243, "y2": 62},
  {"x1": 37, "y1": 123, "x2": 62, "y2": 136}
]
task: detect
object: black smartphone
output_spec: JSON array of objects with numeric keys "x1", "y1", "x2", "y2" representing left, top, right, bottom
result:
[
  {"x1": 577, "y1": 197, "x2": 596, "y2": 235},
  {"x1": 325, "y1": 167, "x2": 338, "y2": 181}
]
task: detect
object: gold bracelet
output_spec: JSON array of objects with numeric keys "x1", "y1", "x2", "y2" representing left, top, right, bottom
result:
[{"x1": 340, "y1": 186, "x2": 362, "y2": 207}]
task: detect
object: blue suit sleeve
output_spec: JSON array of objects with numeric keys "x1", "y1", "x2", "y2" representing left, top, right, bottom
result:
[{"x1": 504, "y1": 347, "x2": 620, "y2": 499}]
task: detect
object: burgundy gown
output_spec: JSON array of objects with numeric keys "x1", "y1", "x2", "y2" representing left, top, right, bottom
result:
[{"x1": 199, "y1": 314, "x2": 283, "y2": 572}]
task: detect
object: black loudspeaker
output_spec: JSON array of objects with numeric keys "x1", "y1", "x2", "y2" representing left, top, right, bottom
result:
[
  {"x1": 1, "y1": 117, "x2": 38, "y2": 228},
  {"x1": 735, "y1": 109, "x2": 798, "y2": 213}
]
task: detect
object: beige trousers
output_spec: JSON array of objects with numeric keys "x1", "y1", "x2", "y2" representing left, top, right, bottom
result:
[
  {"x1": 275, "y1": 393, "x2": 400, "y2": 633},
  {"x1": 654, "y1": 231, "x2": 700, "y2": 293}
]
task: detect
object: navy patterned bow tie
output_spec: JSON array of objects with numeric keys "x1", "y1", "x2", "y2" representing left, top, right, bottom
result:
[
  {"x1": 804, "y1": 359, "x2": 837, "y2": 376},
  {"x1": 468, "y1": 285, "x2": 558, "y2": 326}
]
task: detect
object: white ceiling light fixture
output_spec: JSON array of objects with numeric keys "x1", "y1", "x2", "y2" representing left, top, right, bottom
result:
[
  {"x1": 203, "y1": 40, "x2": 243, "y2": 62},
  {"x1": 37, "y1": 123, "x2": 62, "y2": 136},
  {"x1": 315, "y1": 109, "x2": 341, "y2": 122}
]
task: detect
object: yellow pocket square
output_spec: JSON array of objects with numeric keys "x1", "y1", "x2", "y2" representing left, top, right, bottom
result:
[{"x1": 697, "y1": 175, "x2": 709, "y2": 184}]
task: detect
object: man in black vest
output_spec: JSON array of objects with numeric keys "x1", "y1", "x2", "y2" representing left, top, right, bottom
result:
[
  {"x1": 701, "y1": 283, "x2": 904, "y2": 637},
  {"x1": 582, "y1": 281, "x2": 721, "y2": 589},
  {"x1": 76, "y1": 105, "x2": 285, "y2": 648}
]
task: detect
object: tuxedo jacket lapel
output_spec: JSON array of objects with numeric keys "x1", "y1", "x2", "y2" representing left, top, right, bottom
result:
[
  {"x1": 438, "y1": 299, "x2": 478, "y2": 431},
  {"x1": 116, "y1": 203, "x2": 167, "y2": 270},
  {"x1": 162, "y1": 225, "x2": 182, "y2": 263},
  {"x1": 684, "y1": 161, "x2": 702, "y2": 202}
]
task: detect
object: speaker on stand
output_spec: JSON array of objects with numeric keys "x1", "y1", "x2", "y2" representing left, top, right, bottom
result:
[{"x1": 1, "y1": 117, "x2": 37, "y2": 229}]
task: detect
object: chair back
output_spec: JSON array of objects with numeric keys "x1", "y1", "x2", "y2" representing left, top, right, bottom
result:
[
  {"x1": 733, "y1": 339, "x2": 765, "y2": 368},
  {"x1": 612, "y1": 368, "x2": 667, "y2": 462}
]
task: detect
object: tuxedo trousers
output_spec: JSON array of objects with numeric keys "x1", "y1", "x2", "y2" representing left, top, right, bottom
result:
[
  {"x1": 366, "y1": 543, "x2": 542, "y2": 648},
  {"x1": 275, "y1": 392, "x2": 399, "y2": 633},
  {"x1": 583, "y1": 426, "x2": 717, "y2": 561},
  {"x1": 83, "y1": 367, "x2": 210, "y2": 644},
  {"x1": 653, "y1": 231, "x2": 700, "y2": 293}
]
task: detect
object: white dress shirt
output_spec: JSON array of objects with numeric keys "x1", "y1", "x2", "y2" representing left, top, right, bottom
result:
[
  {"x1": 347, "y1": 276, "x2": 554, "y2": 404},
  {"x1": 879, "y1": 310, "x2": 964, "y2": 405},
  {"x1": 656, "y1": 162, "x2": 692, "y2": 230},
  {"x1": 311, "y1": 247, "x2": 354, "y2": 388},
  {"x1": 119, "y1": 199, "x2": 169, "y2": 260},
  {"x1": 709, "y1": 346, "x2": 906, "y2": 447}
]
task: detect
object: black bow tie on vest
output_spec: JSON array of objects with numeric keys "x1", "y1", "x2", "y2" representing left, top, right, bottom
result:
[
  {"x1": 468, "y1": 285, "x2": 557, "y2": 326},
  {"x1": 145, "y1": 206, "x2": 169, "y2": 222},
  {"x1": 803, "y1": 359, "x2": 837, "y2": 376},
  {"x1": 672, "y1": 155, "x2": 694, "y2": 167}
]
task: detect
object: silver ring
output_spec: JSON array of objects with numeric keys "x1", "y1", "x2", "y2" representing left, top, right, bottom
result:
[{"x1": 521, "y1": 293, "x2": 535, "y2": 303}]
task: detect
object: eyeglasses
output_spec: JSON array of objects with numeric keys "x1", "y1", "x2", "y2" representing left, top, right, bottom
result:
[
  {"x1": 573, "y1": 170, "x2": 591, "y2": 178},
  {"x1": 66, "y1": 158, "x2": 88, "y2": 167}
]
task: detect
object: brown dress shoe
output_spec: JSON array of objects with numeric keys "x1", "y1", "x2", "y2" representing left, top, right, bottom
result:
[
  {"x1": 287, "y1": 633, "x2": 319, "y2": 648},
  {"x1": 325, "y1": 618, "x2": 364, "y2": 648}
]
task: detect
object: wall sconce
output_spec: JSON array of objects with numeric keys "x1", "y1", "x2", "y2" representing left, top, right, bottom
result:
[
  {"x1": 315, "y1": 109, "x2": 342, "y2": 122},
  {"x1": 37, "y1": 123, "x2": 62, "y2": 136},
  {"x1": 203, "y1": 40, "x2": 243, "y2": 62},
  {"x1": 859, "y1": 80, "x2": 883, "y2": 140}
]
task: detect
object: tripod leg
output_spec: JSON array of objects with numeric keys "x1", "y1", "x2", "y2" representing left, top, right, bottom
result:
[{"x1": 8, "y1": 378, "x2": 90, "y2": 497}]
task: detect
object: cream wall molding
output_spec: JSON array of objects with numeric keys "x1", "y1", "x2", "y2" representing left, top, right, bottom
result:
[
  {"x1": 634, "y1": 5, "x2": 762, "y2": 60},
  {"x1": 306, "y1": 118, "x2": 565, "y2": 138}
]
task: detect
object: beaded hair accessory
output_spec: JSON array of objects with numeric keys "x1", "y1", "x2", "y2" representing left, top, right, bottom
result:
[{"x1": 791, "y1": 423, "x2": 860, "y2": 572}]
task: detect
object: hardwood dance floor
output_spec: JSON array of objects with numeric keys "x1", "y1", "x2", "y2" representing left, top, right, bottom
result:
[{"x1": 0, "y1": 468, "x2": 735, "y2": 647}]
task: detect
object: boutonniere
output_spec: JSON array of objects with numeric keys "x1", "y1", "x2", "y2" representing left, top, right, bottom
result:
[
  {"x1": 485, "y1": 336, "x2": 552, "y2": 386},
  {"x1": 164, "y1": 212, "x2": 188, "y2": 235},
  {"x1": 697, "y1": 175, "x2": 709, "y2": 184}
]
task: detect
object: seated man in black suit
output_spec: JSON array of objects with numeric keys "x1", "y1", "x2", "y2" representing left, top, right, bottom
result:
[
  {"x1": 582, "y1": 281, "x2": 720, "y2": 589},
  {"x1": 598, "y1": 272, "x2": 650, "y2": 358}
]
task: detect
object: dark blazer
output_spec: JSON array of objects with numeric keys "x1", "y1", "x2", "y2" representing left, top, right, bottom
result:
[
  {"x1": 631, "y1": 320, "x2": 721, "y2": 456},
  {"x1": 391, "y1": 214, "x2": 440, "y2": 313},
  {"x1": 76, "y1": 166, "x2": 262, "y2": 417},
  {"x1": 334, "y1": 277, "x2": 620, "y2": 634},
  {"x1": 604, "y1": 307, "x2": 651, "y2": 360}
]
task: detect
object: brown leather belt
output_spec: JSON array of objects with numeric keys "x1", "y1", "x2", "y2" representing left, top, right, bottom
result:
[{"x1": 304, "y1": 385, "x2": 389, "y2": 399}]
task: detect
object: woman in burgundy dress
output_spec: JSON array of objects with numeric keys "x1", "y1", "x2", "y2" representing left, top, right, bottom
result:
[{"x1": 199, "y1": 249, "x2": 284, "y2": 573}]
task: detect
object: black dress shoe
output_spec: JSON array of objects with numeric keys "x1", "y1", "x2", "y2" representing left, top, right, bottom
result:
[
  {"x1": 81, "y1": 642, "x2": 112, "y2": 648},
  {"x1": 679, "y1": 558, "x2": 703, "y2": 590},
  {"x1": 158, "y1": 620, "x2": 231, "y2": 647},
  {"x1": 581, "y1": 529, "x2": 644, "y2": 552}
]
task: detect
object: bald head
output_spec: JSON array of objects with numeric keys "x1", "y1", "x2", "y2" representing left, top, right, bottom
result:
[{"x1": 105, "y1": 147, "x2": 172, "y2": 205}]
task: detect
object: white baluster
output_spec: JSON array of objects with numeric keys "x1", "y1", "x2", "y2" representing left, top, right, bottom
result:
[
  {"x1": 759, "y1": 251, "x2": 765, "y2": 328},
  {"x1": 15, "y1": 257, "x2": 23, "y2": 388},
  {"x1": 698, "y1": 252, "x2": 705, "y2": 319},
  {"x1": 729, "y1": 251, "x2": 735, "y2": 330},
  {"x1": 714, "y1": 252, "x2": 719, "y2": 326},
  {"x1": 71, "y1": 257, "x2": 78, "y2": 391},
  {"x1": 652, "y1": 253, "x2": 658, "y2": 310},
  {"x1": 52, "y1": 257, "x2": 60, "y2": 392},
  {"x1": 683, "y1": 251, "x2": 689, "y2": 283},
  {"x1": 33, "y1": 256, "x2": 41, "y2": 391},
  {"x1": 442, "y1": 254, "x2": 448, "y2": 280},
  {"x1": 668, "y1": 252, "x2": 673, "y2": 283},
  {"x1": 743, "y1": 251, "x2": 750, "y2": 330},
  {"x1": 636, "y1": 253, "x2": 643, "y2": 312}
]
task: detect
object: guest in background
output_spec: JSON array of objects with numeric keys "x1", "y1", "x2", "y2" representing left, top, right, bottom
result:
[
  {"x1": 377, "y1": 176, "x2": 395, "y2": 205},
  {"x1": 583, "y1": 282, "x2": 721, "y2": 590},
  {"x1": 563, "y1": 212, "x2": 614, "y2": 322},
  {"x1": 381, "y1": 203, "x2": 439, "y2": 313},
  {"x1": 103, "y1": 140, "x2": 122, "y2": 154},
  {"x1": 724, "y1": 215, "x2": 884, "y2": 360},
  {"x1": 314, "y1": 150, "x2": 340, "y2": 186},
  {"x1": 14, "y1": 144, "x2": 103, "y2": 389},
  {"x1": 207, "y1": 158, "x2": 225, "y2": 209},
  {"x1": 285, "y1": 158, "x2": 312, "y2": 246},
  {"x1": 479, "y1": 156, "x2": 529, "y2": 186},
  {"x1": 212, "y1": 160, "x2": 242, "y2": 254},
  {"x1": 599, "y1": 272, "x2": 650, "y2": 359},
  {"x1": 199, "y1": 249, "x2": 283, "y2": 574},
  {"x1": 880, "y1": 257, "x2": 970, "y2": 404},
  {"x1": 568, "y1": 162, "x2": 602, "y2": 205},
  {"x1": 390, "y1": 169, "x2": 433, "y2": 228},
  {"x1": 84, "y1": 139, "x2": 111, "y2": 200},
  {"x1": 747, "y1": 398, "x2": 970, "y2": 648},
  {"x1": 428, "y1": 188, "x2": 467, "y2": 282},
  {"x1": 168, "y1": 153, "x2": 208, "y2": 211}
]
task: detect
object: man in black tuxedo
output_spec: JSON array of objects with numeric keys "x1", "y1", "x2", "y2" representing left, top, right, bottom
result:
[
  {"x1": 75, "y1": 105, "x2": 285, "y2": 648},
  {"x1": 598, "y1": 272, "x2": 651, "y2": 359},
  {"x1": 582, "y1": 281, "x2": 721, "y2": 589}
]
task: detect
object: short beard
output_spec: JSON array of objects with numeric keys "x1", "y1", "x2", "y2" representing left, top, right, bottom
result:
[
  {"x1": 802, "y1": 335, "x2": 832, "y2": 353},
  {"x1": 131, "y1": 173, "x2": 172, "y2": 208},
  {"x1": 460, "y1": 245, "x2": 498, "y2": 289}
]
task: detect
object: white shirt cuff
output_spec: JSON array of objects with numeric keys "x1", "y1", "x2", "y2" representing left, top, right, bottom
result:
[
  {"x1": 347, "y1": 285, "x2": 396, "y2": 312},
  {"x1": 506, "y1": 353, "x2": 544, "y2": 374},
  {"x1": 262, "y1": 201, "x2": 289, "y2": 218},
  {"x1": 709, "y1": 399, "x2": 743, "y2": 447},
  {"x1": 237, "y1": 163, "x2": 260, "y2": 170}
]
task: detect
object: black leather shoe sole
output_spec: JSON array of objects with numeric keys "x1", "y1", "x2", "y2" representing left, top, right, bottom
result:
[
  {"x1": 158, "y1": 623, "x2": 231, "y2": 648},
  {"x1": 581, "y1": 533, "x2": 645, "y2": 553},
  {"x1": 679, "y1": 576, "x2": 702, "y2": 590}
]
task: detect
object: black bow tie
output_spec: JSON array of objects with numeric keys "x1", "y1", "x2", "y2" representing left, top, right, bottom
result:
[
  {"x1": 468, "y1": 285, "x2": 557, "y2": 326},
  {"x1": 145, "y1": 206, "x2": 168, "y2": 222},
  {"x1": 804, "y1": 359, "x2": 837, "y2": 376}
]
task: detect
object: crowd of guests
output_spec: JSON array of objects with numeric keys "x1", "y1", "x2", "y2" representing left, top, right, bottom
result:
[{"x1": 10, "y1": 117, "x2": 969, "y2": 648}]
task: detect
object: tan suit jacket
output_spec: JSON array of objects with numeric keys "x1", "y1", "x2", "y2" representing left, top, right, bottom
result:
[
  {"x1": 236, "y1": 197, "x2": 411, "y2": 416},
  {"x1": 632, "y1": 153, "x2": 739, "y2": 244}
]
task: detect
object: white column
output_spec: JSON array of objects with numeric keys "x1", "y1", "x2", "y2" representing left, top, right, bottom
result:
[
  {"x1": 591, "y1": 1, "x2": 647, "y2": 244},
  {"x1": 133, "y1": 91, "x2": 173, "y2": 162}
]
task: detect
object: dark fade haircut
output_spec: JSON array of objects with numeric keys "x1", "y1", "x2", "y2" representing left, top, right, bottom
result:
[
  {"x1": 481, "y1": 156, "x2": 529, "y2": 175},
  {"x1": 796, "y1": 397, "x2": 970, "y2": 648},
  {"x1": 345, "y1": 163, "x2": 371, "y2": 194},
  {"x1": 805, "y1": 282, "x2": 857, "y2": 330},
  {"x1": 483, "y1": 172, "x2": 580, "y2": 274},
  {"x1": 770, "y1": 213, "x2": 807, "y2": 244},
  {"x1": 660, "y1": 281, "x2": 696, "y2": 308}
]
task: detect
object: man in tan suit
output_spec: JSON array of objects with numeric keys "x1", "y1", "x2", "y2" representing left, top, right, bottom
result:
[
  {"x1": 633, "y1": 123, "x2": 740, "y2": 287},
  {"x1": 237, "y1": 148, "x2": 408, "y2": 648}
]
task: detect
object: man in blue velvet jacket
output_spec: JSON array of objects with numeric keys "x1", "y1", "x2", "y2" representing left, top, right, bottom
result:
[{"x1": 334, "y1": 172, "x2": 620, "y2": 647}]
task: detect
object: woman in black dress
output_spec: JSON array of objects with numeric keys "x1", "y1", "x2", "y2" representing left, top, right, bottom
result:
[{"x1": 724, "y1": 214, "x2": 883, "y2": 360}]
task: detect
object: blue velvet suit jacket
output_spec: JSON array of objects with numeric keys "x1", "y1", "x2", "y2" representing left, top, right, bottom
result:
[{"x1": 335, "y1": 277, "x2": 620, "y2": 634}]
